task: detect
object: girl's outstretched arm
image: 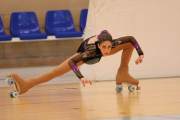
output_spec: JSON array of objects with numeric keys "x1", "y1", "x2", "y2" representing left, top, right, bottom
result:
[{"x1": 68, "y1": 52, "x2": 92, "y2": 87}]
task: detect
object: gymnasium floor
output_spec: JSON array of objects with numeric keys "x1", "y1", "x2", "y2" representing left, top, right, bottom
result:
[{"x1": 0, "y1": 66, "x2": 180, "y2": 120}]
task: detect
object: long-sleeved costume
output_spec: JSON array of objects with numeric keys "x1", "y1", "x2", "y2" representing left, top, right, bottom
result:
[{"x1": 68, "y1": 36, "x2": 144, "y2": 79}]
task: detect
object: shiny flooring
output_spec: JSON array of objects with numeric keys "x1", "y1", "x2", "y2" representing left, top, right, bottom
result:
[
  {"x1": 92, "y1": 114, "x2": 180, "y2": 120},
  {"x1": 0, "y1": 77, "x2": 180, "y2": 120}
]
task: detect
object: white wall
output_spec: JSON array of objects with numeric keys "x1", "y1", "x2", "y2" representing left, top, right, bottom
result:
[{"x1": 81, "y1": 0, "x2": 180, "y2": 81}]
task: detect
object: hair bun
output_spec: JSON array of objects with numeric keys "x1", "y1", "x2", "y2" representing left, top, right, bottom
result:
[
  {"x1": 97, "y1": 30, "x2": 109, "y2": 39},
  {"x1": 101, "y1": 30, "x2": 108, "y2": 34}
]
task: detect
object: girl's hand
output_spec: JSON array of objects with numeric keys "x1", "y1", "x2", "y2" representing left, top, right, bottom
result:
[
  {"x1": 135, "y1": 55, "x2": 144, "y2": 65},
  {"x1": 80, "y1": 77, "x2": 92, "y2": 87}
]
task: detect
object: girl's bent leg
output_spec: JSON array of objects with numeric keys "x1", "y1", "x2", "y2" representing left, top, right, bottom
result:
[
  {"x1": 109, "y1": 43, "x2": 134, "y2": 66},
  {"x1": 12, "y1": 53, "x2": 84, "y2": 95},
  {"x1": 108, "y1": 43, "x2": 139, "y2": 86}
]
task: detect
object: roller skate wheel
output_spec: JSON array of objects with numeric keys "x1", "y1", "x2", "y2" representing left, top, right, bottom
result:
[
  {"x1": 5, "y1": 78, "x2": 14, "y2": 86},
  {"x1": 9, "y1": 90, "x2": 19, "y2": 98},
  {"x1": 115, "y1": 86, "x2": 123, "y2": 93},
  {"x1": 6, "y1": 73, "x2": 11, "y2": 78},
  {"x1": 9, "y1": 92, "x2": 13, "y2": 97},
  {"x1": 136, "y1": 86, "x2": 141, "y2": 90},
  {"x1": 128, "y1": 86, "x2": 136, "y2": 92},
  {"x1": 12, "y1": 91, "x2": 19, "y2": 98}
]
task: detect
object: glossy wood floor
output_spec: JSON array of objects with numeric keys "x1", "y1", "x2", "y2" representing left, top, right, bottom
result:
[{"x1": 0, "y1": 77, "x2": 180, "y2": 120}]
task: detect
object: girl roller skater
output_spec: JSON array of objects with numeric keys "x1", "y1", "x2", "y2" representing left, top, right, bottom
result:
[{"x1": 8, "y1": 30, "x2": 144, "y2": 96}]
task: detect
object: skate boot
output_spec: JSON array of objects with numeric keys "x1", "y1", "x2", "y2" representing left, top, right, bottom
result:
[
  {"x1": 11, "y1": 72, "x2": 36, "y2": 95},
  {"x1": 115, "y1": 66, "x2": 141, "y2": 92}
]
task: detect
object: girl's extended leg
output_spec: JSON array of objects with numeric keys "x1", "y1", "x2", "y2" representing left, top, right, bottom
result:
[
  {"x1": 11, "y1": 53, "x2": 84, "y2": 95},
  {"x1": 108, "y1": 43, "x2": 139, "y2": 86}
]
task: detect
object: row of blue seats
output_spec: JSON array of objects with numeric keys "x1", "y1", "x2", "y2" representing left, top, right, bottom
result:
[{"x1": 0, "y1": 9, "x2": 88, "y2": 41}]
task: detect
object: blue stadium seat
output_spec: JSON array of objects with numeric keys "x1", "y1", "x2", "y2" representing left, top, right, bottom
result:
[
  {"x1": 0, "y1": 16, "x2": 12, "y2": 41},
  {"x1": 46, "y1": 10, "x2": 83, "y2": 38},
  {"x1": 80, "y1": 9, "x2": 88, "y2": 32},
  {"x1": 10, "y1": 12, "x2": 47, "y2": 40}
]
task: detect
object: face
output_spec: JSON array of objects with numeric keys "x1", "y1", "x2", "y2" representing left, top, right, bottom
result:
[{"x1": 98, "y1": 41, "x2": 112, "y2": 56}]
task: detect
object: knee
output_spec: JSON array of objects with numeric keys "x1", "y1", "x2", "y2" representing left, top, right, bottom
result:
[
  {"x1": 130, "y1": 45, "x2": 134, "y2": 50},
  {"x1": 128, "y1": 42, "x2": 134, "y2": 49}
]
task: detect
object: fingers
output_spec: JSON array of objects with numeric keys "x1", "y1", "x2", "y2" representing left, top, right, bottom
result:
[
  {"x1": 89, "y1": 80, "x2": 92, "y2": 85},
  {"x1": 82, "y1": 79, "x2": 92, "y2": 87},
  {"x1": 139, "y1": 58, "x2": 143, "y2": 63},
  {"x1": 140, "y1": 59, "x2": 143, "y2": 63},
  {"x1": 84, "y1": 80, "x2": 89, "y2": 83},
  {"x1": 135, "y1": 59, "x2": 139, "y2": 65},
  {"x1": 82, "y1": 80, "x2": 85, "y2": 87},
  {"x1": 136, "y1": 56, "x2": 144, "y2": 65},
  {"x1": 86, "y1": 80, "x2": 92, "y2": 85},
  {"x1": 85, "y1": 79, "x2": 92, "y2": 84}
]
